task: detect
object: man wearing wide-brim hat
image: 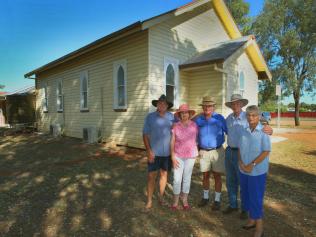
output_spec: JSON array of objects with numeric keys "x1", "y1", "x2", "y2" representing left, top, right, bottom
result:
[
  {"x1": 223, "y1": 94, "x2": 273, "y2": 219},
  {"x1": 143, "y1": 94, "x2": 174, "y2": 209},
  {"x1": 195, "y1": 96, "x2": 227, "y2": 211}
]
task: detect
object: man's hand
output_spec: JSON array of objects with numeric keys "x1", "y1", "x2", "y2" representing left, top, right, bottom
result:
[
  {"x1": 263, "y1": 125, "x2": 273, "y2": 135},
  {"x1": 147, "y1": 150, "x2": 155, "y2": 163}
]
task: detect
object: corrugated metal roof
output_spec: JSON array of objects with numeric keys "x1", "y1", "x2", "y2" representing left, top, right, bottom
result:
[
  {"x1": 6, "y1": 86, "x2": 35, "y2": 96},
  {"x1": 180, "y1": 36, "x2": 249, "y2": 69}
]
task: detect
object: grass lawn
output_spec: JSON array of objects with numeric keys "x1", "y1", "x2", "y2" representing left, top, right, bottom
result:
[{"x1": 0, "y1": 130, "x2": 315, "y2": 237}]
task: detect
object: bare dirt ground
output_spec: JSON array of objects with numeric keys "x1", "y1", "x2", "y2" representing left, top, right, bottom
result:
[{"x1": 0, "y1": 129, "x2": 315, "y2": 237}]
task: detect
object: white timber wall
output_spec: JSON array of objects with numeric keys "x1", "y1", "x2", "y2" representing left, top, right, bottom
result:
[
  {"x1": 222, "y1": 52, "x2": 259, "y2": 117},
  {"x1": 148, "y1": 4, "x2": 230, "y2": 110},
  {"x1": 35, "y1": 30, "x2": 149, "y2": 148}
]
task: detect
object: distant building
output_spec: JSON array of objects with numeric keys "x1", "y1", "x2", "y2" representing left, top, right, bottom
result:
[{"x1": 5, "y1": 86, "x2": 36, "y2": 125}]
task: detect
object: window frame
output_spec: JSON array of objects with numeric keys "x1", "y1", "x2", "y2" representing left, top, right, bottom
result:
[
  {"x1": 56, "y1": 79, "x2": 63, "y2": 112},
  {"x1": 42, "y1": 82, "x2": 48, "y2": 112},
  {"x1": 164, "y1": 57, "x2": 179, "y2": 108},
  {"x1": 80, "y1": 71, "x2": 89, "y2": 111},
  {"x1": 113, "y1": 59, "x2": 127, "y2": 110},
  {"x1": 239, "y1": 71, "x2": 245, "y2": 96}
]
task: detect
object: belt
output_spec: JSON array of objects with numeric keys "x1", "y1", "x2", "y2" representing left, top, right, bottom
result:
[
  {"x1": 200, "y1": 145, "x2": 222, "y2": 151},
  {"x1": 228, "y1": 146, "x2": 238, "y2": 151}
]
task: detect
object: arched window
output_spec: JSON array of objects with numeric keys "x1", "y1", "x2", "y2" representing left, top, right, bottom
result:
[
  {"x1": 113, "y1": 60, "x2": 127, "y2": 109},
  {"x1": 117, "y1": 66, "x2": 125, "y2": 107},
  {"x1": 239, "y1": 71, "x2": 245, "y2": 95},
  {"x1": 166, "y1": 64, "x2": 175, "y2": 104},
  {"x1": 80, "y1": 71, "x2": 89, "y2": 110},
  {"x1": 56, "y1": 80, "x2": 63, "y2": 111}
]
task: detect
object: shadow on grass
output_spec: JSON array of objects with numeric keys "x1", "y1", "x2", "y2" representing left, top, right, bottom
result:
[{"x1": 0, "y1": 135, "x2": 315, "y2": 237}]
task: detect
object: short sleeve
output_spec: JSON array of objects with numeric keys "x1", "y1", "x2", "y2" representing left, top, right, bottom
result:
[{"x1": 261, "y1": 133, "x2": 271, "y2": 152}]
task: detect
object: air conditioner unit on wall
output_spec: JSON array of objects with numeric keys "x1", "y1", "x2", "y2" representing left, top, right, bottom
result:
[
  {"x1": 50, "y1": 124, "x2": 62, "y2": 137},
  {"x1": 82, "y1": 126, "x2": 98, "y2": 144}
]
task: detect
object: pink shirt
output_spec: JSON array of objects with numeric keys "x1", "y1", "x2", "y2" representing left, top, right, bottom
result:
[{"x1": 172, "y1": 120, "x2": 198, "y2": 158}]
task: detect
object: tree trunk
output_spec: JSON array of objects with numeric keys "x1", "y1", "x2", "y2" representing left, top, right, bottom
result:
[{"x1": 294, "y1": 93, "x2": 300, "y2": 126}]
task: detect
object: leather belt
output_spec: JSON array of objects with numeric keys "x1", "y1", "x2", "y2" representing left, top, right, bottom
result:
[
  {"x1": 200, "y1": 145, "x2": 222, "y2": 151},
  {"x1": 228, "y1": 146, "x2": 238, "y2": 151}
]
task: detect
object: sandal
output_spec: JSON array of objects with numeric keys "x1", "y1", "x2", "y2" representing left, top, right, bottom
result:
[
  {"x1": 170, "y1": 205, "x2": 179, "y2": 211},
  {"x1": 183, "y1": 204, "x2": 191, "y2": 210}
]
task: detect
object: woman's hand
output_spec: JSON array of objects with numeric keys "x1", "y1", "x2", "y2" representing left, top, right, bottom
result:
[
  {"x1": 172, "y1": 157, "x2": 180, "y2": 169},
  {"x1": 242, "y1": 163, "x2": 254, "y2": 173}
]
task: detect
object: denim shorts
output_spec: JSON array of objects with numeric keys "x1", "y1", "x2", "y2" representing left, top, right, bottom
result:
[{"x1": 148, "y1": 156, "x2": 171, "y2": 172}]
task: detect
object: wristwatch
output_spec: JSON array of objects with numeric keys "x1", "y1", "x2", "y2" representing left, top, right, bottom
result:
[{"x1": 252, "y1": 161, "x2": 257, "y2": 166}]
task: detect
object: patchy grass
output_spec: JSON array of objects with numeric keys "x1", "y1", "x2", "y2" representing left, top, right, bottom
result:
[{"x1": 0, "y1": 131, "x2": 315, "y2": 237}]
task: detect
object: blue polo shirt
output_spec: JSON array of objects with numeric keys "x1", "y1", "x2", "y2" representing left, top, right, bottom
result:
[
  {"x1": 195, "y1": 113, "x2": 227, "y2": 149},
  {"x1": 226, "y1": 111, "x2": 248, "y2": 148},
  {"x1": 238, "y1": 123, "x2": 271, "y2": 176},
  {"x1": 143, "y1": 111, "x2": 174, "y2": 157}
]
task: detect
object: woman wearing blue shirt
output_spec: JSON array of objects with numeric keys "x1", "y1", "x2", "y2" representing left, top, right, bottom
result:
[{"x1": 238, "y1": 105, "x2": 271, "y2": 237}]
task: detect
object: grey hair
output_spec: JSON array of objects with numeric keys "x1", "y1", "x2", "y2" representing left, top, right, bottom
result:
[{"x1": 246, "y1": 105, "x2": 261, "y2": 115}]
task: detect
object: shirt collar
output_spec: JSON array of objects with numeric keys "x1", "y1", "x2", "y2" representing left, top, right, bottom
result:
[
  {"x1": 232, "y1": 111, "x2": 245, "y2": 120},
  {"x1": 246, "y1": 122, "x2": 263, "y2": 132}
]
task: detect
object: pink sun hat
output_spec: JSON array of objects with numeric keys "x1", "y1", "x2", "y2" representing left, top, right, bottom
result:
[{"x1": 175, "y1": 104, "x2": 196, "y2": 118}]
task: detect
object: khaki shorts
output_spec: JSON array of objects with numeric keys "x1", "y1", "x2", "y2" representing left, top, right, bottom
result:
[{"x1": 199, "y1": 146, "x2": 225, "y2": 174}]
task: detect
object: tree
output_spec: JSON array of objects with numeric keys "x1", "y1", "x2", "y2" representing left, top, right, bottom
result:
[
  {"x1": 224, "y1": 0, "x2": 251, "y2": 34},
  {"x1": 252, "y1": 0, "x2": 316, "y2": 126}
]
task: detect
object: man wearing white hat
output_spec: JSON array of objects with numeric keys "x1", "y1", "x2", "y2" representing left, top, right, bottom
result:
[{"x1": 223, "y1": 94, "x2": 272, "y2": 219}]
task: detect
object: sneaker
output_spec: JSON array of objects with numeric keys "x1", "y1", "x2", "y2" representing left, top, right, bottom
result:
[
  {"x1": 222, "y1": 206, "x2": 238, "y2": 214},
  {"x1": 240, "y1": 210, "x2": 248, "y2": 219},
  {"x1": 197, "y1": 198, "x2": 209, "y2": 207},
  {"x1": 211, "y1": 201, "x2": 221, "y2": 211}
]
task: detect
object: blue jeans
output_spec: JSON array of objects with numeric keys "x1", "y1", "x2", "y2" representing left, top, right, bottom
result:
[{"x1": 225, "y1": 147, "x2": 240, "y2": 208}]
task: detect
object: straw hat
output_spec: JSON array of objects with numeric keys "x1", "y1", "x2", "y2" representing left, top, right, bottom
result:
[
  {"x1": 199, "y1": 96, "x2": 216, "y2": 106},
  {"x1": 225, "y1": 94, "x2": 248, "y2": 108},
  {"x1": 175, "y1": 104, "x2": 196, "y2": 118},
  {"x1": 151, "y1": 94, "x2": 173, "y2": 109}
]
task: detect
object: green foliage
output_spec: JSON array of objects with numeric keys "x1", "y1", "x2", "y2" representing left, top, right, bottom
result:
[
  {"x1": 253, "y1": 0, "x2": 316, "y2": 124},
  {"x1": 224, "y1": 0, "x2": 251, "y2": 34},
  {"x1": 260, "y1": 101, "x2": 287, "y2": 113}
]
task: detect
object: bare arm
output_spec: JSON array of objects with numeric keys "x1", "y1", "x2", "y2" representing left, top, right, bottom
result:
[
  {"x1": 143, "y1": 134, "x2": 155, "y2": 163},
  {"x1": 170, "y1": 132, "x2": 179, "y2": 169},
  {"x1": 242, "y1": 151, "x2": 270, "y2": 173}
]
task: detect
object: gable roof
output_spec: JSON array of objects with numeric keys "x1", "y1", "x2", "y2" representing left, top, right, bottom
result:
[
  {"x1": 180, "y1": 36, "x2": 249, "y2": 69},
  {"x1": 25, "y1": 0, "x2": 271, "y2": 80}
]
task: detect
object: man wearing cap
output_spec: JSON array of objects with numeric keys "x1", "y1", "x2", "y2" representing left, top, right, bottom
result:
[
  {"x1": 143, "y1": 94, "x2": 174, "y2": 209},
  {"x1": 195, "y1": 96, "x2": 227, "y2": 210},
  {"x1": 223, "y1": 94, "x2": 273, "y2": 219}
]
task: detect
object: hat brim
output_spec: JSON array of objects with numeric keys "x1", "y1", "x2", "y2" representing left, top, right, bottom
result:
[
  {"x1": 225, "y1": 99, "x2": 248, "y2": 108},
  {"x1": 175, "y1": 110, "x2": 196, "y2": 118},
  {"x1": 199, "y1": 102, "x2": 216, "y2": 106},
  {"x1": 152, "y1": 100, "x2": 173, "y2": 109}
]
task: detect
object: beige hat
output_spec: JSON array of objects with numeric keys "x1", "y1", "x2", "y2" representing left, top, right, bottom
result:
[
  {"x1": 225, "y1": 94, "x2": 248, "y2": 108},
  {"x1": 199, "y1": 96, "x2": 216, "y2": 106}
]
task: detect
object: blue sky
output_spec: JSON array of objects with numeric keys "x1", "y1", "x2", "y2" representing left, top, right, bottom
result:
[{"x1": 0, "y1": 0, "x2": 314, "y2": 104}]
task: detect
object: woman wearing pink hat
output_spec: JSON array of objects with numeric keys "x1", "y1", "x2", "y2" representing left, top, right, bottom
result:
[{"x1": 170, "y1": 104, "x2": 198, "y2": 210}]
